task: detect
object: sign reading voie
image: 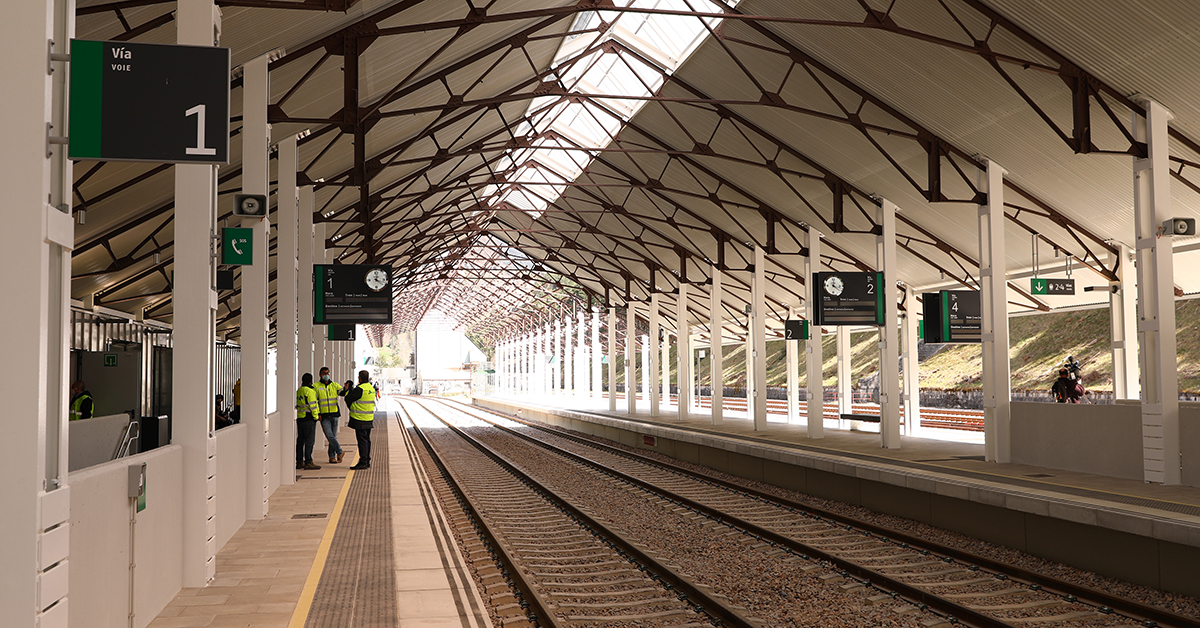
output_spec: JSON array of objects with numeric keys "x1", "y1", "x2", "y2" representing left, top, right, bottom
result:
[
  {"x1": 314, "y1": 265, "x2": 393, "y2": 325},
  {"x1": 69, "y1": 40, "x2": 230, "y2": 163}
]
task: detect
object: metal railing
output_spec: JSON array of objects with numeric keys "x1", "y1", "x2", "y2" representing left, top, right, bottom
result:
[{"x1": 111, "y1": 416, "x2": 140, "y2": 461}]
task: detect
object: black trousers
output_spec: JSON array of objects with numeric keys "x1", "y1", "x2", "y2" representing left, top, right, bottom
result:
[
  {"x1": 296, "y1": 417, "x2": 317, "y2": 465},
  {"x1": 349, "y1": 417, "x2": 373, "y2": 466}
]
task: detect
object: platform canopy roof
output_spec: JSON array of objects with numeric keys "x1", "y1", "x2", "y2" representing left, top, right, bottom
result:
[{"x1": 71, "y1": 0, "x2": 1200, "y2": 346}]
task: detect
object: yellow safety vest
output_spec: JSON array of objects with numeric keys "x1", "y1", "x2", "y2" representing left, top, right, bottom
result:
[
  {"x1": 295, "y1": 386, "x2": 319, "y2": 419},
  {"x1": 313, "y1": 380, "x2": 342, "y2": 415},
  {"x1": 69, "y1": 393, "x2": 92, "y2": 421},
  {"x1": 349, "y1": 383, "x2": 376, "y2": 422}
]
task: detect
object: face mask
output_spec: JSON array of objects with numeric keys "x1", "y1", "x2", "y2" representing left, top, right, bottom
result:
[{"x1": 320, "y1": 375, "x2": 330, "y2": 383}]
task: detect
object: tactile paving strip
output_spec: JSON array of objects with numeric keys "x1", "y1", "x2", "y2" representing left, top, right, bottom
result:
[{"x1": 306, "y1": 412, "x2": 398, "y2": 628}]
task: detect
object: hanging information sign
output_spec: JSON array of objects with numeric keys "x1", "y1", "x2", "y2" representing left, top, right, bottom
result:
[{"x1": 811, "y1": 272, "x2": 884, "y2": 326}]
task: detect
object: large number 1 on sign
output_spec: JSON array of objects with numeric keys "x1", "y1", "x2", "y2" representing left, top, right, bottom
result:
[{"x1": 185, "y1": 104, "x2": 217, "y2": 156}]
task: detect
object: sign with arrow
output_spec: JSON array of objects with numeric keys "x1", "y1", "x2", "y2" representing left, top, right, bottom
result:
[{"x1": 1030, "y1": 278, "x2": 1075, "y2": 296}]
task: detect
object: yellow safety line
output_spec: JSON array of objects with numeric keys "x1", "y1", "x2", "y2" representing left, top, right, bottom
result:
[{"x1": 287, "y1": 466, "x2": 356, "y2": 628}]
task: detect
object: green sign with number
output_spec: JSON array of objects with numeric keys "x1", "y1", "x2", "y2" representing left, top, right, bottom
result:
[
  {"x1": 68, "y1": 40, "x2": 230, "y2": 163},
  {"x1": 222, "y1": 228, "x2": 253, "y2": 265},
  {"x1": 1030, "y1": 278, "x2": 1075, "y2": 296}
]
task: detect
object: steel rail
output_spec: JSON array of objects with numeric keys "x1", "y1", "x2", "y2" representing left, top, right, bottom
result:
[
  {"x1": 404, "y1": 398, "x2": 761, "y2": 628},
  {"x1": 428, "y1": 398, "x2": 1009, "y2": 628},
  {"x1": 444, "y1": 398, "x2": 1200, "y2": 628},
  {"x1": 398, "y1": 403, "x2": 559, "y2": 628}
]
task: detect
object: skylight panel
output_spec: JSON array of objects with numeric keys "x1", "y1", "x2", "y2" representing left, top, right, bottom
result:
[{"x1": 483, "y1": 0, "x2": 740, "y2": 223}]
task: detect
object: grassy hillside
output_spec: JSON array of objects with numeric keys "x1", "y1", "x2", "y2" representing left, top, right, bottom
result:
[{"x1": 612, "y1": 300, "x2": 1200, "y2": 393}]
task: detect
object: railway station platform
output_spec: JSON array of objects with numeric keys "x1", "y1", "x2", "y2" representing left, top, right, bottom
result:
[
  {"x1": 474, "y1": 394, "x2": 1200, "y2": 598},
  {"x1": 144, "y1": 398, "x2": 490, "y2": 628}
]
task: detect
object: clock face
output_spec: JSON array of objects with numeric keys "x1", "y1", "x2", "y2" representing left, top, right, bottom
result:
[
  {"x1": 365, "y1": 268, "x2": 388, "y2": 292},
  {"x1": 823, "y1": 275, "x2": 844, "y2": 297}
]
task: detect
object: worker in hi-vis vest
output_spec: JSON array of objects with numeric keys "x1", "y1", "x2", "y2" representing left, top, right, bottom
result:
[
  {"x1": 344, "y1": 370, "x2": 376, "y2": 470},
  {"x1": 69, "y1": 380, "x2": 93, "y2": 421},
  {"x1": 295, "y1": 373, "x2": 321, "y2": 471},
  {"x1": 313, "y1": 366, "x2": 345, "y2": 464}
]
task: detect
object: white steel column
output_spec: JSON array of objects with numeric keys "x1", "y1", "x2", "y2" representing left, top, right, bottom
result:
[
  {"x1": 979, "y1": 160, "x2": 1012, "y2": 463},
  {"x1": 650, "y1": 293, "x2": 661, "y2": 416},
  {"x1": 1111, "y1": 244, "x2": 1139, "y2": 400},
  {"x1": 836, "y1": 327, "x2": 851, "y2": 417},
  {"x1": 677, "y1": 285, "x2": 691, "y2": 419},
  {"x1": 1133, "y1": 98, "x2": 1181, "y2": 485},
  {"x1": 173, "y1": 0, "x2": 220, "y2": 586},
  {"x1": 553, "y1": 318, "x2": 561, "y2": 395},
  {"x1": 689, "y1": 327, "x2": 699, "y2": 413},
  {"x1": 300, "y1": 195, "x2": 316, "y2": 378},
  {"x1": 710, "y1": 265, "x2": 724, "y2": 426},
  {"x1": 521, "y1": 332, "x2": 528, "y2": 395},
  {"x1": 4, "y1": 0, "x2": 74, "y2": 621},
  {"x1": 641, "y1": 333, "x2": 650, "y2": 413},
  {"x1": 565, "y1": 314, "x2": 573, "y2": 395},
  {"x1": 242, "y1": 55, "x2": 273, "y2": 508},
  {"x1": 787, "y1": 306, "x2": 800, "y2": 424},
  {"x1": 878, "y1": 200, "x2": 901, "y2": 449},
  {"x1": 608, "y1": 307, "x2": 617, "y2": 410},
  {"x1": 662, "y1": 328, "x2": 670, "y2": 410},
  {"x1": 627, "y1": 306, "x2": 638, "y2": 414},
  {"x1": 593, "y1": 309, "x2": 602, "y2": 400},
  {"x1": 577, "y1": 310, "x2": 586, "y2": 396},
  {"x1": 311, "y1": 223, "x2": 327, "y2": 379},
  {"x1": 272, "y1": 135, "x2": 298, "y2": 500},
  {"x1": 541, "y1": 322, "x2": 549, "y2": 395},
  {"x1": 752, "y1": 246, "x2": 768, "y2": 431},
  {"x1": 804, "y1": 228, "x2": 824, "y2": 438},
  {"x1": 901, "y1": 284, "x2": 921, "y2": 436},
  {"x1": 548, "y1": 319, "x2": 555, "y2": 394}
]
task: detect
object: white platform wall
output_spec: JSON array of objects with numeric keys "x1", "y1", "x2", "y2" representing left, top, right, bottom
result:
[
  {"x1": 68, "y1": 413, "x2": 133, "y2": 471},
  {"x1": 68, "y1": 446, "x2": 183, "y2": 628},
  {"x1": 67, "y1": 423, "x2": 257, "y2": 628},
  {"x1": 215, "y1": 424, "x2": 248, "y2": 550},
  {"x1": 1012, "y1": 401, "x2": 1200, "y2": 486}
]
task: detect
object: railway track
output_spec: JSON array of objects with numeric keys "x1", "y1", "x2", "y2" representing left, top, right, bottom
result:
[
  {"x1": 420, "y1": 397, "x2": 1199, "y2": 628},
  {"x1": 399, "y1": 399, "x2": 762, "y2": 627}
]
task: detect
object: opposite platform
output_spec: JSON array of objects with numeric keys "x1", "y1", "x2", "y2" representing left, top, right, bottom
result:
[{"x1": 474, "y1": 394, "x2": 1200, "y2": 598}]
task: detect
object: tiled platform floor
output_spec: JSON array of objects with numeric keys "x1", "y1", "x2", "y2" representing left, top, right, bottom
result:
[{"x1": 146, "y1": 399, "x2": 489, "y2": 628}]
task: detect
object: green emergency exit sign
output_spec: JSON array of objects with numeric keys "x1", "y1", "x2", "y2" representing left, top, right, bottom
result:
[{"x1": 222, "y1": 228, "x2": 253, "y2": 265}]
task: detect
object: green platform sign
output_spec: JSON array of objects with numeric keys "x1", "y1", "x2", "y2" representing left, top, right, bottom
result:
[
  {"x1": 222, "y1": 228, "x2": 253, "y2": 265},
  {"x1": 783, "y1": 319, "x2": 809, "y2": 340},
  {"x1": 103, "y1": 353, "x2": 118, "y2": 367},
  {"x1": 1030, "y1": 277, "x2": 1075, "y2": 296},
  {"x1": 328, "y1": 325, "x2": 356, "y2": 341},
  {"x1": 69, "y1": 40, "x2": 230, "y2": 163}
]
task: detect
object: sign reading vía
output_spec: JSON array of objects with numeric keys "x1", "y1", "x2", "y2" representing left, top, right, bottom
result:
[
  {"x1": 313, "y1": 265, "x2": 393, "y2": 325},
  {"x1": 69, "y1": 40, "x2": 230, "y2": 163}
]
